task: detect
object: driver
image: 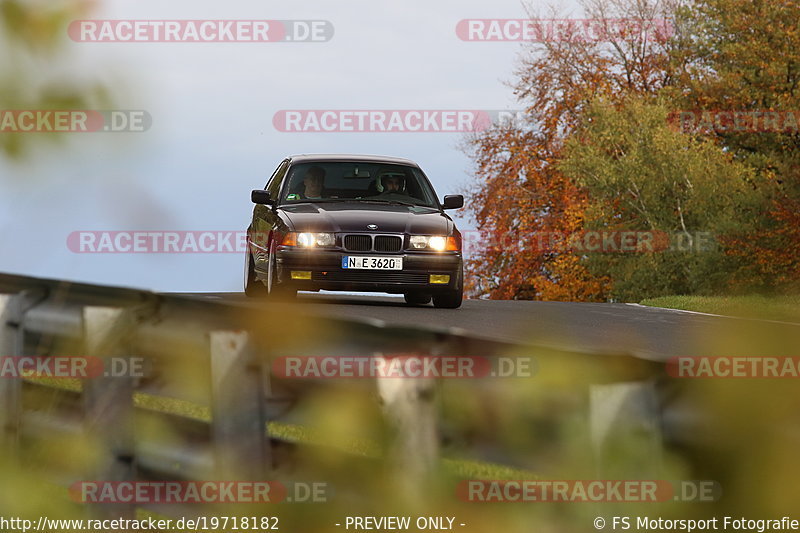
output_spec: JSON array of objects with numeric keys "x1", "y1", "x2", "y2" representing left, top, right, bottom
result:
[
  {"x1": 377, "y1": 172, "x2": 407, "y2": 194},
  {"x1": 287, "y1": 166, "x2": 326, "y2": 200}
]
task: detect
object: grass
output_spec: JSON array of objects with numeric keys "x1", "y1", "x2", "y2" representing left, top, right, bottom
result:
[
  {"x1": 136, "y1": 392, "x2": 534, "y2": 480},
  {"x1": 640, "y1": 294, "x2": 800, "y2": 323},
  {"x1": 24, "y1": 376, "x2": 534, "y2": 524},
  {"x1": 25, "y1": 378, "x2": 536, "y2": 481}
]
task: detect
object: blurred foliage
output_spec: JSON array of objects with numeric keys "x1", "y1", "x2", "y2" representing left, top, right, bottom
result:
[
  {"x1": 465, "y1": 0, "x2": 800, "y2": 300},
  {"x1": 6, "y1": 328, "x2": 800, "y2": 530},
  {"x1": 0, "y1": 0, "x2": 111, "y2": 160},
  {"x1": 3, "y1": 300, "x2": 800, "y2": 530}
]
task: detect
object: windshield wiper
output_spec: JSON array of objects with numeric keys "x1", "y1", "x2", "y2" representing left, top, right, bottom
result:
[
  {"x1": 356, "y1": 199, "x2": 423, "y2": 208},
  {"x1": 282, "y1": 199, "x2": 347, "y2": 205}
]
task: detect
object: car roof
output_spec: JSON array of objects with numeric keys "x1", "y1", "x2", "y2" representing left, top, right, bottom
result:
[{"x1": 288, "y1": 154, "x2": 420, "y2": 167}]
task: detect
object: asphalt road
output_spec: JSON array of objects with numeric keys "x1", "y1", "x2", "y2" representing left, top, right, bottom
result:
[{"x1": 173, "y1": 292, "x2": 800, "y2": 360}]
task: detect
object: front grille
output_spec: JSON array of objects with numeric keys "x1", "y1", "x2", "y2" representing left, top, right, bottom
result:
[
  {"x1": 343, "y1": 235, "x2": 372, "y2": 252},
  {"x1": 313, "y1": 271, "x2": 429, "y2": 284},
  {"x1": 374, "y1": 235, "x2": 402, "y2": 252}
]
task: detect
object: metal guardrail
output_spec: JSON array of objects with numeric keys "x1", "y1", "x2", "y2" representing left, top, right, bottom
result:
[{"x1": 0, "y1": 272, "x2": 673, "y2": 518}]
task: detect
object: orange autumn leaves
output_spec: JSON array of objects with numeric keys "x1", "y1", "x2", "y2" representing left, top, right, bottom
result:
[{"x1": 464, "y1": 0, "x2": 800, "y2": 300}]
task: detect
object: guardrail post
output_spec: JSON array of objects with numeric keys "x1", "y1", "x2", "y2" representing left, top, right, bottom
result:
[
  {"x1": 0, "y1": 294, "x2": 23, "y2": 453},
  {"x1": 82, "y1": 306, "x2": 136, "y2": 519},
  {"x1": 375, "y1": 350, "x2": 439, "y2": 499},
  {"x1": 589, "y1": 380, "x2": 663, "y2": 476},
  {"x1": 210, "y1": 330, "x2": 268, "y2": 479}
]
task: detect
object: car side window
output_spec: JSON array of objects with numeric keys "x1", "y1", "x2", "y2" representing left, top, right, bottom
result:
[{"x1": 265, "y1": 160, "x2": 290, "y2": 199}]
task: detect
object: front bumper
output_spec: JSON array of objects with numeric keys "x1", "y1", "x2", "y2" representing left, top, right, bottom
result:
[{"x1": 272, "y1": 247, "x2": 462, "y2": 293}]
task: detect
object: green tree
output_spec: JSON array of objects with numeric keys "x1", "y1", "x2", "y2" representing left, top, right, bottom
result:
[
  {"x1": 668, "y1": 0, "x2": 800, "y2": 289},
  {"x1": 560, "y1": 97, "x2": 763, "y2": 300}
]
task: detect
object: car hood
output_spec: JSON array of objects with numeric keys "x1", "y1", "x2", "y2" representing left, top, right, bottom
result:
[{"x1": 279, "y1": 202, "x2": 454, "y2": 235}]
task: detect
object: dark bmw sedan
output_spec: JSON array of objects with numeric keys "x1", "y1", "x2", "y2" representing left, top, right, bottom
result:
[{"x1": 245, "y1": 154, "x2": 464, "y2": 308}]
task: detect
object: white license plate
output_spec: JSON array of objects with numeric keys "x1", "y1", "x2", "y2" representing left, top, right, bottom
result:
[{"x1": 342, "y1": 256, "x2": 403, "y2": 270}]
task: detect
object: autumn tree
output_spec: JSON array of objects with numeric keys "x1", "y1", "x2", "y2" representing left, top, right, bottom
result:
[
  {"x1": 668, "y1": 0, "x2": 800, "y2": 290},
  {"x1": 464, "y1": 0, "x2": 678, "y2": 300},
  {"x1": 466, "y1": 0, "x2": 800, "y2": 300}
]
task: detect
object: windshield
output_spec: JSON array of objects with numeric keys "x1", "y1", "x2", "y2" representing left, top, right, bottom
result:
[{"x1": 279, "y1": 162, "x2": 439, "y2": 208}]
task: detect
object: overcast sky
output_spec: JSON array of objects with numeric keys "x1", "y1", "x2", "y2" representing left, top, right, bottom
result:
[{"x1": 0, "y1": 0, "x2": 583, "y2": 292}]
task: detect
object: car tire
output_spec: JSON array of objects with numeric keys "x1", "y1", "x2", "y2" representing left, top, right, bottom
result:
[
  {"x1": 432, "y1": 268, "x2": 463, "y2": 309},
  {"x1": 266, "y1": 249, "x2": 296, "y2": 301},
  {"x1": 404, "y1": 293, "x2": 432, "y2": 306},
  {"x1": 432, "y1": 290, "x2": 462, "y2": 309},
  {"x1": 244, "y1": 252, "x2": 267, "y2": 297}
]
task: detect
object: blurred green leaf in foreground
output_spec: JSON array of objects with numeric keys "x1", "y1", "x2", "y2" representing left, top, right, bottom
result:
[{"x1": 0, "y1": 0, "x2": 111, "y2": 160}]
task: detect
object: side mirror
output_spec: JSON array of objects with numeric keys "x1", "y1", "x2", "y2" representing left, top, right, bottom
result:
[
  {"x1": 442, "y1": 194, "x2": 464, "y2": 210},
  {"x1": 251, "y1": 190, "x2": 275, "y2": 205}
]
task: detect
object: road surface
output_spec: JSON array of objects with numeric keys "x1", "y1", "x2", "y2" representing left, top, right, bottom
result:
[{"x1": 171, "y1": 292, "x2": 800, "y2": 360}]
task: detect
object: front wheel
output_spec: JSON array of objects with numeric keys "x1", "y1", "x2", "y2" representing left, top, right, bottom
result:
[
  {"x1": 244, "y1": 252, "x2": 267, "y2": 297},
  {"x1": 245, "y1": 249, "x2": 295, "y2": 300},
  {"x1": 432, "y1": 267, "x2": 463, "y2": 309},
  {"x1": 404, "y1": 293, "x2": 432, "y2": 306},
  {"x1": 266, "y1": 249, "x2": 296, "y2": 301},
  {"x1": 432, "y1": 289, "x2": 462, "y2": 309}
]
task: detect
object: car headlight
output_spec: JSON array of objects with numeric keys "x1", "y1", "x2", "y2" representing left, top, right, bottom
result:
[
  {"x1": 409, "y1": 235, "x2": 459, "y2": 251},
  {"x1": 410, "y1": 235, "x2": 430, "y2": 249},
  {"x1": 428, "y1": 236, "x2": 447, "y2": 251},
  {"x1": 289, "y1": 232, "x2": 335, "y2": 247}
]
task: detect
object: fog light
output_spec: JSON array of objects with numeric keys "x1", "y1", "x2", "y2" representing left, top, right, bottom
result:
[
  {"x1": 291, "y1": 271, "x2": 312, "y2": 280},
  {"x1": 429, "y1": 274, "x2": 450, "y2": 284}
]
